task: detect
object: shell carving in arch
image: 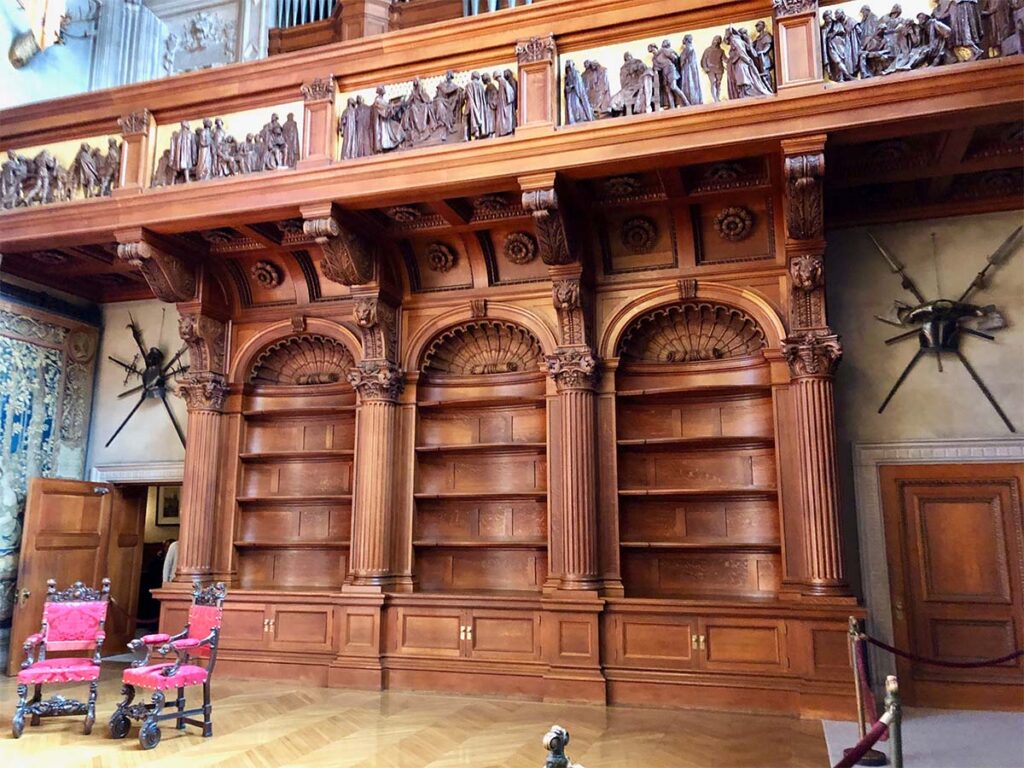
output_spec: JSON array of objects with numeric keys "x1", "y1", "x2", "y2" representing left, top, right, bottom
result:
[
  {"x1": 618, "y1": 302, "x2": 767, "y2": 363},
  {"x1": 421, "y1": 320, "x2": 544, "y2": 375},
  {"x1": 249, "y1": 334, "x2": 356, "y2": 385}
]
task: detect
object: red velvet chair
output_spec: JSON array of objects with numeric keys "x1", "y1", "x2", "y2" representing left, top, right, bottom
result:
[
  {"x1": 109, "y1": 581, "x2": 226, "y2": 750},
  {"x1": 12, "y1": 578, "x2": 111, "y2": 739}
]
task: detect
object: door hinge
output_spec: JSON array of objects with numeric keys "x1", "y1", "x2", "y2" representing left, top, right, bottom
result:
[{"x1": 93, "y1": 486, "x2": 110, "y2": 495}]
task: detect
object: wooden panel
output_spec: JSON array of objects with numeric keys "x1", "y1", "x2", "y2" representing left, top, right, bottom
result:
[
  {"x1": 417, "y1": 406, "x2": 545, "y2": 446},
  {"x1": 618, "y1": 447, "x2": 776, "y2": 491},
  {"x1": 468, "y1": 609, "x2": 540, "y2": 661},
  {"x1": 619, "y1": 499, "x2": 779, "y2": 544},
  {"x1": 416, "y1": 453, "x2": 546, "y2": 494},
  {"x1": 245, "y1": 415, "x2": 355, "y2": 453},
  {"x1": 392, "y1": 607, "x2": 464, "y2": 658},
  {"x1": 238, "y1": 504, "x2": 352, "y2": 543},
  {"x1": 621, "y1": 550, "x2": 780, "y2": 598},
  {"x1": 416, "y1": 499, "x2": 545, "y2": 543},
  {"x1": 237, "y1": 548, "x2": 347, "y2": 590},
  {"x1": 219, "y1": 603, "x2": 270, "y2": 650},
  {"x1": 616, "y1": 396, "x2": 773, "y2": 441},
  {"x1": 416, "y1": 548, "x2": 547, "y2": 592},
  {"x1": 701, "y1": 618, "x2": 787, "y2": 674},
  {"x1": 241, "y1": 458, "x2": 353, "y2": 497},
  {"x1": 269, "y1": 605, "x2": 334, "y2": 652},
  {"x1": 691, "y1": 193, "x2": 774, "y2": 266},
  {"x1": 609, "y1": 613, "x2": 699, "y2": 670}
]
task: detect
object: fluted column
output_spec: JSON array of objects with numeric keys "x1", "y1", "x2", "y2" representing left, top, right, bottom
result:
[
  {"x1": 174, "y1": 372, "x2": 227, "y2": 581},
  {"x1": 347, "y1": 362, "x2": 402, "y2": 585},
  {"x1": 783, "y1": 332, "x2": 847, "y2": 594},
  {"x1": 546, "y1": 347, "x2": 600, "y2": 591}
]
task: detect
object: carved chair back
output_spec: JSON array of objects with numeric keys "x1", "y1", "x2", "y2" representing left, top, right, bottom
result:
[
  {"x1": 39, "y1": 578, "x2": 111, "y2": 654},
  {"x1": 185, "y1": 582, "x2": 227, "y2": 666}
]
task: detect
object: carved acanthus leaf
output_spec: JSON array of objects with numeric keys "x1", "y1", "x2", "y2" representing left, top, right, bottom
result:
[
  {"x1": 783, "y1": 153, "x2": 825, "y2": 241},
  {"x1": 178, "y1": 371, "x2": 228, "y2": 412},
  {"x1": 521, "y1": 188, "x2": 574, "y2": 265},
  {"x1": 117, "y1": 238, "x2": 196, "y2": 303},
  {"x1": 545, "y1": 346, "x2": 597, "y2": 391},
  {"x1": 303, "y1": 215, "x2": 376, "y2": 286},
  {"x1": 782, "y1": 331, "x2": 842, "y2": 377}
]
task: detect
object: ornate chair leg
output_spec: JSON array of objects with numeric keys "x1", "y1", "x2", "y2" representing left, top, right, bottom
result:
[
  {"x1": 12, "y1": 683, "x2": 28, "y2": 739},
  {"x1": 202, "y1": 681, "x2": 213, "y2": 737},
  {"x1": 83, "y1": 680, "x2": 98, "y2": 735},
  {"x1": 30, "y1": 684, "x2": 42, "y2": 726},
  {"x1": 176, "y1": 686, "x2": 186, "y2": 730},
  {"x1": 139, "y1": 690, "x2": 165, "y2": 750},
  {"x1": 109, "y1": 683, "x2": 135, "y2": 739}
]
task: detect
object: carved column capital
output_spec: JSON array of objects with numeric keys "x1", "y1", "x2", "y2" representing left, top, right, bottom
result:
[
  {"x1": 118, "y1": 109, "x2": 153, "y2": 136},
  {"x1": 772, "y1": 0, "x2": 818, "y2": 17},
  {"x1": 521, "y1": 186, "x2": 574, "y2": 265},
  {"x1": 301, "y1": 74, "x2": 336, "y2": 103},
  {"x1": 302, "y1": 207, "x2": 377, "y2": 286},
  {"x1": 782, "y1": 150, "x2": 825, "y2": 241},
  {"x1": 347, "y1": 359, "x2": 405, "y2": 402},
  {"x1": 783, "y1": 331, "x2": 842, "y2": 378},
  {"x1": 515, "y1": 34, "x2": 556, "y2": 65},
  {"x1": 177, "y1": 311, "x2": 226, "y2": 374},
  {"x1": 116, "y1": 231, "x2": 196, "y2": 303},
  {"x1": 545, "y1": 346, "x2": 598, "y2": 391},
  {"x1": 178, "y1": 371, "x2": 228, "y2": 412}
]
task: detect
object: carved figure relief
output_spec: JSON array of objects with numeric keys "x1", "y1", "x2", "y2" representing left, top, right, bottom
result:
[
  {"x1": 163, "y1": 12, "x2": 237, "y2": 76},
  {"x1": 619, "y1": 302, "x2": 767, "y2": 362},
  {"x1": 790, "y1": 253, "x2": 824, "y2": 291},
  {"x1": 154, "y1": 111, "x2": 299, "y2": 187},
  {"x1": 2, "y1": 140, "x2": 120, "y2": 210},
  {"x1": 422, "y1": 321, "x2": 544, "y2": 375},
  {"x1": 249, "y1": 335, "x2": 356, "y2": 386},
  {"x1": 339, "y1": 70, "x2": 516, "y2": 160},
  {"x1": 714, "y1": 206, "x2": 755, "y2": 241}
]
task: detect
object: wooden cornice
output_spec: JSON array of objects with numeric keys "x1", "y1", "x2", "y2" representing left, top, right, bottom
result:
[
  {"x1": 1, "y1": 57, "x2": 1021, "y2": 252},
  {"x1": 0, "y1": 0, "x2": 768, "y2": 145}
]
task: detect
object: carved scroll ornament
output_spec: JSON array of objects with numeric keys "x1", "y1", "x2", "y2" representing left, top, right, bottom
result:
[
  {"x1": 545, "y1": 346, "x2": 598, "y2": 391},
  {"x1": 782, "y1": 331, "x2": 842, "y2": 377},
  {"x1": 784, "y1": 153, "x2": 825, "y2": 241},
  {"x1": 304, "y1": 215, "x2": 377, "y2": 286},
  {"x1": 522, "y1": 188, "x2": 574, "y2": 265},
  {"x1": 117, "y1": 239, "x2": 196, "y2": 303}
]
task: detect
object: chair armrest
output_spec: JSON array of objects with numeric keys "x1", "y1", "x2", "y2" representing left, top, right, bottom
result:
[
  {"x1": 21, "y1": 633, "x2": 45, "y2": 669},
  {"x1": 24, "y1": 633, "x2": 43, "y2": 647},
  {"x1": 157, "y1": 632, "x2": 217, "y2": 677},
  {"x1": 139, "y1": 633, "x2": 171, "y2": 645}
]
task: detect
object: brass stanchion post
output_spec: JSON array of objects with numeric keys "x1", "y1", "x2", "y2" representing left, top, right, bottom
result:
[
  {"x1": 885, "y1": 676, "x2": 903, "y2": 768},
  {"x1": 845, "y1": 616, "x2": 887, "y2": 766}
]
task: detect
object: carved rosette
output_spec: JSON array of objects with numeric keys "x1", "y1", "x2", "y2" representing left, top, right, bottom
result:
[
  {"x1": 426, "y1": 242, "x2": 457, "y2": 273},
  {"x1": 303, "y1": 215, "x2": 376, "y2": 286},
  {"x1": 177, "y1": 312, "x2": 226, "y2": 374},
  {"x1": 713, "y1": 206, "x2": 755, "y2": 242},
  {"x1": 522, "y1": 188, "x2": 574, "y2": 265},
  {"x1": 251, "y1": 260, "x2": 284, "y2": 288},
  {"x1": 515, "y1": 34, "x2": 556, "y2": 64},
  {"x1": 783, "y1": 153, "x2": 825, "y2": 241},
  {"x1": 620, "y1": 216, "x2": 658, "y2": 254},
  {"x1": 178, "y1": 372, "x2": 228, "y2": 412},
  {"x1": 118, "y1": 109, "x2": 153, "y2": 136},
  {"x1": 503, "y1": 232, "x2": 538, "y2": 265},
  {"x1": 301, "y1": 75, "x2": 335, "y2": 103},
  {"x1": 545, "y1": 346, "x2": 598, "y2": 391},
  {"x1": 347, "y1": 359, "x2": 404, "y2": 402},
  {"x1": 783, "y1": 331, "x2": 842, "y2": 378},
  {"x1": 117, "y1": 239, "x2": 196, "y2": 303}
]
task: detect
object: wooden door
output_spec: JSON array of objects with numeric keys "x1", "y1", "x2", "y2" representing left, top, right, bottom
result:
[
  {"x1": 698, "y1": 617, "x2": 789, "y2": 675},
  {"x1": 880, "y1": 463, "x2": 1024, "y2": 709},
  {"x1": 6, "y1": 479, "x2": 143, "y2": 675},
  {"x1": 102, "y1": 485, "x2": 147, "y2": 656}
]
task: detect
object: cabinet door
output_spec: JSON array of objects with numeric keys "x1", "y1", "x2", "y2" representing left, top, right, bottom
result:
[
  {"x1": 389, "y1": 607, "x2": 465, "y2": 658},
  {"x1": 699, "y1": 617, "x2": 788, "y2": 674},
  {"x1": 267, "y1": 604, "x2": 334, "y2": 653},
  {"x1": 219, "y1": 602, "x2": 271, "y2": 651},
  {"x1": 467, "y1": 609, "x2": 541, "y2": 662},
  {"x1": 606, "y1": 612, "x2": 700, "y2": 671}
]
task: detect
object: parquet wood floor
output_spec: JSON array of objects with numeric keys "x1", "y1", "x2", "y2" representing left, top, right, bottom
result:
[{"x1": 0, "y1": 666, "x2": 829, "y2": 767}]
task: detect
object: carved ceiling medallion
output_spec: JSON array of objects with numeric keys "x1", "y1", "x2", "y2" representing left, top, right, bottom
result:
[
  {"x1": 503, "y1": 231, "x2": 538, "y2": 264},
  {"x1": 422, "y1": 320, "x2": 544, "y2": 375},
  {"x1": 426, "y1": 242, "x2": 457, "y2": 272},
  {"x1": 620, "y1": 216, "x2": 658, "y2": 254},
  {"x1": 249, "y1": 335, "x2": 356, "y2": 386},
  {"x1": 714, "y1": 206, "x2": 755, "y2": 242},
  {"x1": 250, "y1": 260, "x2": 284, "y2": 289},
  {"x1": 619, "y1": 302, "x2": 767, "y2": 363},
  {"x1": 385, "y1": 205, "x2": 422, "y2": 223}
]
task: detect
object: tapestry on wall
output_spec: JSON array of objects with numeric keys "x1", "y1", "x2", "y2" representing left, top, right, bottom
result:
[{"x1": 0, "y1": 300, "x2": 98, "y2": 669}]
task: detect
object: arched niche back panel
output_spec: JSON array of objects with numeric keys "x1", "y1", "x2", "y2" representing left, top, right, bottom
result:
[
  {"x1": 420, "y1": 320, "x2": 545, "y2": 376},
  {"x1": 617, "y1": 302, "x2": 767, "y2": 364},
  {"x1": 248, "y1": 334, "x2": 357, "y2": 386}
]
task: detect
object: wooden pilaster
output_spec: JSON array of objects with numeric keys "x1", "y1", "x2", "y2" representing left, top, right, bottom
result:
[
  {"x1": 299, "y1": 75, "x2": 337, "y2": 169},
  {"x1": 115, "y1": 109, "x2": 153, "y2": 195},
  {"x1": 773, "y1": 0, "x2": 824, "y2": 92}
]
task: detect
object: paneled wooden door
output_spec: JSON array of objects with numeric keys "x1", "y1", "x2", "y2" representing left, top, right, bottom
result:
[
  {"x1": 6, "y1": 479, "x2": 146, "y2": 676},
  {"x1": 879, "y1": 463, "x2": 1024, "y2": 709}
]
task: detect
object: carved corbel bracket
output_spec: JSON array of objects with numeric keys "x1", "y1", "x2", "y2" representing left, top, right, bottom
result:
[
  {"x1": 352, "y1": 292, "x2": 400, "y2": 362},
  {"x1": 178, "y1": 371, "x2": 228, "y2": 412},
  {"x1": 115, "y1": 229, "x2": 196, "y2": 303},
  {"x1": 545, "y1": 345, "x2": 598, "y2": 391},
  {"x1": 301, "y1": 204, "x2": 377, "y2": 286},
  {"x1": 782, "y1": 330, "x2": 842, "y2": 378},
  {"x1": 521, "y1": 182, "x2": 576, "y2": 266},
  {"x1": 782, "y1": 146, "x2": 825, "y2": 241},
  {"x1": 789, "y1": 251, "x2": 827, "y2": 330},
  {"x1": 550, "y1": 271, "x2": 594, "y2": 348},
  {"x1": 177, "y1": 310, "x2": 226, "y2": 375},
  {"x1": 347, "y1": 359, "x2": 405, "y2": 402}
]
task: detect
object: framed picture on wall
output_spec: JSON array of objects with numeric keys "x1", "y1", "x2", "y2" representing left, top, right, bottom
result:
[{"x1": 156, "y1": 485, "x2": 182, "y2": 526}]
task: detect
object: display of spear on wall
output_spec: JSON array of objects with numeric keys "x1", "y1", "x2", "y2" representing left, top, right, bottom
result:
[
  {"x1": 871, "y1": 226, "x2": 1022, "y2": 433},
  {"x1": 105, "y1": 312, "x2": 190, "y2": 447}
]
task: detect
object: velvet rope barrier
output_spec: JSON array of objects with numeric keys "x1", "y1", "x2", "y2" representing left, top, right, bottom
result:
[
  {"x1": 860, "y1": 633, "x2": 1024, "y2": 669},
  {"x1": 834, "y1": 675, "x2": 903, "y2": 768},
  {"x1": 833, "y1": 716, "x2": 893, "y2": 768},
  {"x1": 854, "y1": 636, "x2": 888, "y2": 742}
]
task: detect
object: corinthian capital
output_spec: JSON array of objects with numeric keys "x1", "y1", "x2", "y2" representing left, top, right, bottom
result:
[
  {"x1": 178, "y1": 372, "x2": 228, "y2": 412},
  {"x1": 347, "y1": 359, "x2": 404, "y2": 402},
  {"x1": 782, "y1": 331, "x2": 842, "y2": 378},
  {"x1": 545, "y1": 346, "x2": 598, "y2": 391}
]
